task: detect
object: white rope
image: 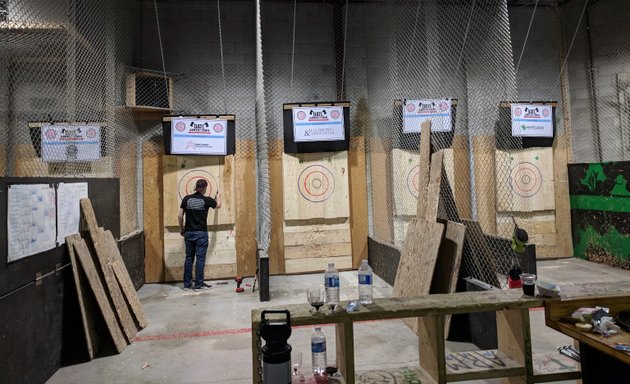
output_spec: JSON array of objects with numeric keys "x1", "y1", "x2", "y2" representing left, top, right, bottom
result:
[
  {"x1": 153, "y1": 0, "x2": 169, "y2": 100},
  {"x1": 290, "y1": 0, "x2": 297, "y2": 88},
  {"x1": 217, "y1": 0, "x2": 227, "y2": 113},
  {"x1": 455, "y1": 0, "x2": 476, "y2": 74},
  {"x1": 515, "y1": 0, "x2": 539, "y2": 75},
  {"x1": 340, "y1": 0, "x2": 349, "y2": 99},
  {"x1": 554, "y1": 0, "x2": 589, "y2": 90}
]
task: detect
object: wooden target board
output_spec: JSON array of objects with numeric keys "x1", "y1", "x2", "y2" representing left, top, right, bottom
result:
[
  {"x1": 496, "y1": 148, "x2": 555, "y2": 212},
  {"x1": 163, "y1": 155, "x2": 235, "y2": 226},
  {"x1": 282, "y1": 152, "x2": 349, "y2": 221},
  {"x1": 392, "y1": 149, "x2": 422, "y2": 217}
]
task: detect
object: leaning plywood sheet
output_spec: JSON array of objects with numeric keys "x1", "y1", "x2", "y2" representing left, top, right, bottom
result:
[
  {"x1": 392, "y1": 148, "x2": 421, "y2": 217},
  {"x1": 393, "y1": 219, "x2": 445, "y2": 334},
  {"x1": 73, "y1": 238, "x2": 127, "y2": 353},
  {"x1": 282, "y1": 152, "x2": 350, "y2": 221},
  {"x1": 66, "y1": 233, "x2": 99, "y2": 359},
  {"x1": 103, "y1": 230, "x2": 148, "y2": 329},
  {"x1": 461, "y1": 219, "x2": 501, "y2": 288},
  {"x1": 80, "y1": 199, "x2": 137, "y2": 341}
]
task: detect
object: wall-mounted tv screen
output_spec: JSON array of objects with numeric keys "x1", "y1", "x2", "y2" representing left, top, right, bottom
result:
[
  {"x1": 283, "y1": 101, "x2": 350, "y2": 153},
  {"x1": 162, "y1": 115, "x2": 236, "y2": 155}
]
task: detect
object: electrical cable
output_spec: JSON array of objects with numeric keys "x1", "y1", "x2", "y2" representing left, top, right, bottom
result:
[
  {"x1": 217, "y1": 0, "x2": 228, "y2": 113},
  {"x1": 455, "y1": 0, "x2": 477, "y2": 75},
  {"x1": 553, "y1": 0, "x2": 589, "y2": 90},
  {"x1": 290, "y1": 0, "x2": 297, "y2": 88},
  {"x1": 153, "y1": 0, "x2": 169, "y2": 104},
  {"x1": 340, "y1": 0, "x2": 349, "y2": 99},
  {"x1": 515, "y1": 0, "x2": 539, "y2": 75}
]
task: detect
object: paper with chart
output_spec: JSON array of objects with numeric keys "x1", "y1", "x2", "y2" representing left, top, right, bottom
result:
[
  {"x1": 57, "y1": 182, "x2": 89, "y2": 244},
  {"x1": 7, "y1": 184, "x2": 57, "y2": 262}
]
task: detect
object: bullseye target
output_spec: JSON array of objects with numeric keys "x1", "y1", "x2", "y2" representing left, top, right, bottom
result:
[
  {"x1": 509, "y1": 162, "x2": 542, "y2": 197},
  {"x1": 406, "y1": 165, "x2": 420, "y2": 198},
  {"x1": 297, "y1": 164, "x2": 335, "y2": 202},
  {"x1": 178, "y1": 169, "x2": 219, "y2": 200}
]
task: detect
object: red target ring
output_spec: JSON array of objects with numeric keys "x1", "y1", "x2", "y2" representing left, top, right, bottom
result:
[
  {"x1": 509, "y1": 162, "x2": 542, "y2": 197},
  {"x1": 298, "y1": 165, "x2": 335, "y2": 202},
  {"x1": 178, "y1": 170, "x2": 218, "y2": 200},
  {"x1": 407, "y1": 165, "x2": 420, "y2": 198}
]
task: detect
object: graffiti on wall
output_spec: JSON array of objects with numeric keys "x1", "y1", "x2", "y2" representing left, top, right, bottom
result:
[{"x1": 568, "y1": 162, "x2": 630, "y2": 269}]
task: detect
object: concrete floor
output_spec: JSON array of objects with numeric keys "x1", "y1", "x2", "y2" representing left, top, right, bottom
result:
[{"x1": 47, "y1": 258, "x2": 630, "y2": 384}]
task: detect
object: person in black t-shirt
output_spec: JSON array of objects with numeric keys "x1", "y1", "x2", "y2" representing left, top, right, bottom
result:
[{"x1": 178, "y1": 179, "x2": 222, "y2": 290}]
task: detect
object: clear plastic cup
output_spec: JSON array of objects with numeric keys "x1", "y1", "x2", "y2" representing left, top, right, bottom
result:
[{"x1": 520, "y1": 273, "x2": 536, "y2": 296}]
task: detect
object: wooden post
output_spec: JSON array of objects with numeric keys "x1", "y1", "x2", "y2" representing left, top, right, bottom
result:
[
  {"x1": 335, "y1": 321, "x2": 355, "y2": 383},
  {"x1": 269, "y1": 139, "x2": 286, "y2": 275},
  {"x1": 349, "y1": 136, "x2": 369, "y2": 268},
  {"x1": 497, "y1": 308, "x2": 533, "y2": 384},
  {"x1": 236, "y1": 140, "x2": 258, "y2": 275},
  {"x1": 142, "y1": 141, "x2": 164, "y2": 283},
  {"x1": 452, "y1": 135, "x2": 472, "y2": 219},
  {"x1": 416, "y1": 122, "x2": 432, "y2": 219},
  {"x1": 472, "y1": 135, "x2": 497, "y2": 235},
  {"x1": 418, "y1": 315, "x2": 447, "y2": 384},
  {"x1": 553, "y1": 134, "x2": 573, "y2": 258},
  {"x1": 370, "y1": 136, "x2": 394, "y2": 242}
]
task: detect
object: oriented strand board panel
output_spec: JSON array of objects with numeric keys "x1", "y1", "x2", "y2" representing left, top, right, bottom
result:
[
  {"x1": 472, "y1": 136, "x2": 497, "y2": 235},
  {"x1": 163, "y1": 155, "x2": 236, "y2": 227},
  {"x1": 283, "y1": 152, "x2": 350, "y2": 221},
  {"x1": 392, "y1": 148, "x2": 421, "y2": 217},
  {"x1": 143, "y1": 141, "x2": 164, "y2": 283},
  {"x1": 66, "y1": 234, "x2": 99, "y2": 359},
  {"x1": 72, "y1": 238, "x2": 127, "y2": 353},
  {"x1": 116, "y1": 142, "x2": 137, "y2": 235},
  {"x1": 496, "y1": 147, "x2": 555, "y2": 212}
]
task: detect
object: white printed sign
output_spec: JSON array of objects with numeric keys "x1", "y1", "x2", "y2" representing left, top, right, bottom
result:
[
  {"x1": 403, "y1": 99, "x2": 452, "y2": 133},
  {"x1": 57, "y1": 182, "x2": 89, "y2": 244},
  {"x1": 41, "y1": 125, "x2": 101, "y2": 162},
  {"x1": 7, "y1": 184, "x2": 57, "y2": 262},
  {"x1": 292, "y1": 106, "x2": 345, "y2": 142},
  {"x1": 511, "y1": 104, "x2": 554, "y2": 138},
  {"x1": 171, "y1": 118, "x2": 227, "y2": 155}
]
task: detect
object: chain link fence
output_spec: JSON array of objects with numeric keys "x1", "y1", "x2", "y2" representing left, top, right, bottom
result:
[{"x1": 2, "y1": 0, "x2": 628, "y2": 286}]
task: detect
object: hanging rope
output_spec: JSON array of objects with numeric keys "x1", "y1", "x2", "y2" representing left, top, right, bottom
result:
[
  {"x1": 455, "y1": 0, "x2": 476, "y2": 75},
  {"x1": 515, "y1": 0, "x2": 539, "y2": 75},
  {"x1": 554, "y1": 0, "x2": 589, "y2": 90},
  {"x1": 290, "y1": 0, "x2": 297, "y2": 88},
  {"x1": 340, "y1": 0, "x2": 349, "y2": 100},
  {"x1": 153, "y1": 0, "x2": 169, "y2": 102},
  {"x1": 217, "y1": 0, "x2": 228, "y2": 113}
]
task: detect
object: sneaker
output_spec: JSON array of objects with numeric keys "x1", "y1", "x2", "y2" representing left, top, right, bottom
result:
[{"x1": 183, "y1": 286, "x2": 192, "y2": 291}]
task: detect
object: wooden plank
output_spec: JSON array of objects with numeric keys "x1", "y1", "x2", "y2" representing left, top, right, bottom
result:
[
  {"x1": 444, "y1": 350, "x2": 526, "y2": 382},
  {"x1": 165, "y1": 263, "x2": 237, "y2": 282},
  {"x1": 284, "y1": 242, "x2": 352, "y2": 260},
  {"x1": 497, "y1": 308, "x2": 532, "y2": 383},
  {"x1": 553, "y1": 134, "x2": 573, "y2": 257},
  {"x1": 393, "y1": 219, "x2": 445, "y2": 333},
  {"x1": 103, "y1": 230, "x2": 148, "y2": 329},
  {"x1": 461, "y1": 219, "x2": 501, "y2": 288},
  {"x1": 452, "y1": 135, "x2": 472, "y2": 218},
  {"x1": 235, "y1": 143, "x2": 258, "y2": 276},
  {"x1": 80, "y1": 199, "x2": 138, "y2": 341},
  {"x1": 283, "y1": 227, "x2": 350, "y2": 246},
  {"x1": 369, "y1": 136, "x2": 394, "y2": 242},
  {"x1": 164, "y1": 250, "x2": 236, "y2": 267},
  {"x1": 472, "y1": 135, "x2": 497, "y2": 234},
  {"x1": 66, "y1": 234, "x2": 99, "y2": 359},
  {"x1": 73, "y1": 238, "x2": 127, "y2": 353},
  {"x1": 416, "y1": 121, "x2": 432, "y2": 219},
  {"x1": 116, "y1": 141, "x2": 137, "y2": 235},
  {"x1": 142, "y1": 141, "x2": 164, "y2": 283},
  {"x1": 335, "y1": 321, "x2": 355, "y2": 381},
  {"x1": 430, "y1": 221, "x2": 466, "y2": 336},
  {"x1": 269, "y1": 139, "x2": 286, "y2": 274},
  {"x1": 425, "y1": 150, "x2": 444, "y2": 222},
  {"x1": 349, "y1": 135, "x2": 369, "y2": 268},
  {"x1": 164, "y1": 229, "x2": 236, "y2": 254},
  {"x1": 285, "y1": 255, "x2": 352, "y2": 274},
  {"x1": 392, "y1": 148, "x2": 420, "y2": 217},
  {"x1": 532, "y1": 352, "x2": 581, "y2": 382},
  {"x1": 418, "y1": 315, "x2": 446, "y2": 383},
  {"x1": 282, "y1": 151, "x2": 350, "y2": 221}
]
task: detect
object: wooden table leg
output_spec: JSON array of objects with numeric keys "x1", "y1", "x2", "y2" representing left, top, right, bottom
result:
[
  {"x1": 336, "y1": 321, "x2": 355, "y2": 383},
  {"x1": 418, "y1": 315, "x2": 446, "y2": 384},
  {"x1": 497, "y1": 308, "x2": 533, "y2": 384}
]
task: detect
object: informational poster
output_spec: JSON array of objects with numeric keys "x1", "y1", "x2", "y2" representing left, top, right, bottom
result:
[
  {"x1": 57, "y1": 182, "x2": 89, "y2": 244},
  {"x1": 41, "y1": 124, "x2": 101, "y2": 162},
  {"x1": 171, "y1": 118, "x2": 227, "y2": 155},
  {"x1": 403, "y1": 99, "x2": 452, "y2": 133},
  {"x1": 292, "y1": 106, "x2": 345, "y2": 142},
  {"x1": 7, "y1": 184, "x2": 57, "y2": 262},
  {"x1": 511, "y1": 104, "x2": 554, "y2": 137}
]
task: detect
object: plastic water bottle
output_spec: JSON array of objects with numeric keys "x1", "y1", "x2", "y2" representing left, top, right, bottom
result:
[
  {"x1": 358, "y1": 259, "x2": 373, "y2": 304},
  {"x1": 311, "y1": 327, "x2": 327, "y2": 374},
  {"x1": 324, "y1": 262, "x2": 340, "y2": 307}
]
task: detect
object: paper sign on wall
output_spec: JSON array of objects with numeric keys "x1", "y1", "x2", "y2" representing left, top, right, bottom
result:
[
  {"x1": 57, "y1": 182, "x2": 89, "y2": 244},
  {"x1": 292, "y1": 106, "x2": 345, "y2": 142},
  {"x1": 403, "y1": 99, "x2": 452, "y2": 133},
  {"x1": 171, "y1": 118, "x2": 227, "y2": 155},
  {"x1": 511, "y1": 104, "x2": 554, "y2": 137},
  {"x1": 41, "y1": 125, "x2": 101, "y2": 162}
]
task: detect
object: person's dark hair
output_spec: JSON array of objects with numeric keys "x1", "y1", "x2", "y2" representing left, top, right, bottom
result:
[{"x1": 195, "y1": 179, "x2": 208, "y2": 192}]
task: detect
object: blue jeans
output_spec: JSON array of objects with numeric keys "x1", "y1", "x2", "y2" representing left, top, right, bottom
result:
[{"x1": 183, "y1": 231, "x2": 208, "y2": 288}]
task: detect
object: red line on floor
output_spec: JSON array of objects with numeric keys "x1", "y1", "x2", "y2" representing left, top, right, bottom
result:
[
  {"x1": 530, "y1": 307, "x2": 544, "y2": 311},
  {"x1": 133, "y1": 327, "x2": 252, "y2": 342}
]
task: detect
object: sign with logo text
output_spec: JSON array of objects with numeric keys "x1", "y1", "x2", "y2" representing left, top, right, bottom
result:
[
  {"x1": 292, "y1": 106, "x2": 345, "y2": 142},
  {"x1": 41, "y1": 125, "x2": 101, "y2": 162},
  {"x1": 511, "y1": 104, "x2": 553, "y2": 138},
  {"x1": 170, "y1": 118, "x2": 227, "y2": 155},
  {"x1": 403, "y1": 99, "x2": 452, "y2": 133}
]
